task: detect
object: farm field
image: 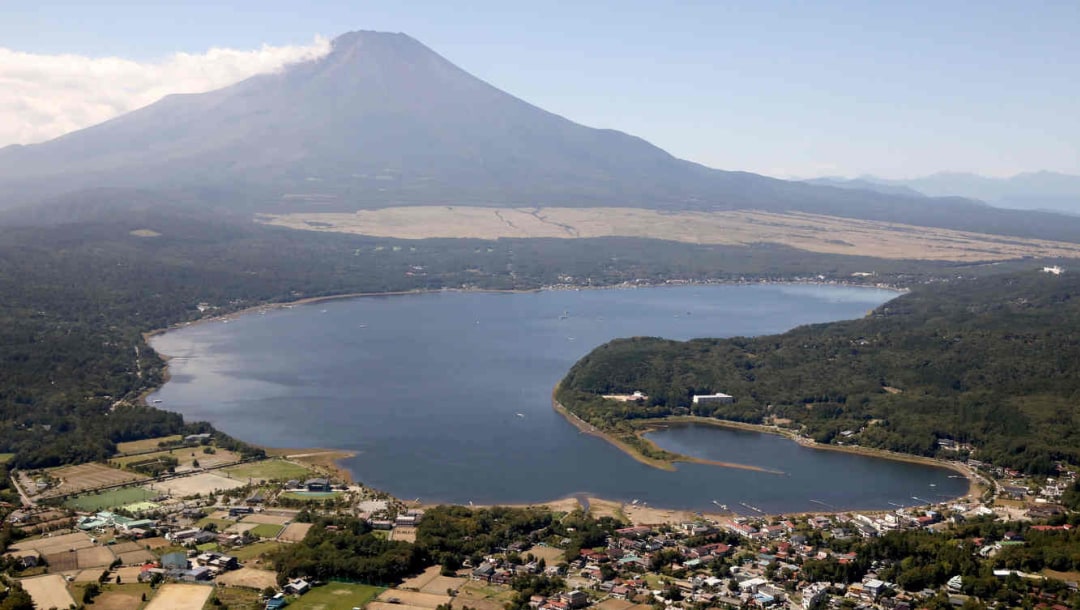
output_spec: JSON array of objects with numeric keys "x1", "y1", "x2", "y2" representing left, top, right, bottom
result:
[
  {"x1": 278, "y1": 522, "x2": 313, "y2": 542},
  {"x1": 115, "y1": 435, "x2": 183, "y2": 455},
  {"x1": 38, "y1": 463, "x2": 147, "y2": 498},
  {"x1": 110, "y1": 447, "x2": 241, "y2": 471},
  {"x1": 143, "y1": 583, "x2": 213, "y2": 610},
  {"x1": 216, "y1": 567, "x2": 278, "y2": 590},
  {"x1": 94, "y1": 583, "x2": 154, "y2": 610},
  {"x1": 523, "y1": 544, "x2": 565, "y2": 564},
  {"x1": 9, "y1": 531, "x2": 94, "y2": 555},
  {"x1": 250, "y1": 523, "x2": 284, "y2": 539},
  {"x1": 223, "y1": 459, "x2": 312, "y2": 481},
  {"x1": 400, "y1": 566, "x2": 465, "y2": 595},
  {"x1": 19, "y1": 574, "x2": 77, "y2": 610},
  {"x1": 212, "y1": 585, "x2": 262, "y2": 610},
  {"x1": 151, "y1": 472, "x2": 245, "y2": 496},
  {"x1": 281, "y1": 491, "x2": 341, "y2": 501},
  {"x1": 229, "y1": 540, "x2": 284, "y2": 562},
  {"x1": 63, "y1": 486, "x2": 157, "y2": 511},
  {"x1": 293, "y1": 583, "x2": 384, "y2": 610}
]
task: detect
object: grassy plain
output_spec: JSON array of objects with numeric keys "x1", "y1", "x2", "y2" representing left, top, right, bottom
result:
[
  {"x1": 258, "y1": 207, "x2": 1080, "y2": 262},
  {"x1": 250, "y1": 523, "x2": 284, "y2": 539},
  {"x1": 223, "y1": 459, "x2": 312, "y2": 481},
  {"x1": 63, "y1": 486, "x2": 156, "y2": 511},
  {"x1": 229, "y1": 540, "x2": 285, "y2": 562},
  {"x1": 115, "y1": 435, "x2": 183, "y2": 455},
  {"x1": 292, "y1": 583, "x2": 384, "y2": 610}
]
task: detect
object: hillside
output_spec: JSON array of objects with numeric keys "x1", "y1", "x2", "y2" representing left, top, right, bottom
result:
[
  {"x1": 3, "y1": 32, "x2": 1080, "y2": 245},
  {"x1": 557, "y1": 270, "x2": 1080, "y2": 474}
]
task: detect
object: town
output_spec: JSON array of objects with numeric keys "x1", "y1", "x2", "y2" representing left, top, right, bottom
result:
[{"x1": 4, "y1": 431, "x2": 1080, "y2": 610}]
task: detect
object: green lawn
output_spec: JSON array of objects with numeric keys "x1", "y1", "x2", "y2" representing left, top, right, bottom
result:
[
  {"x1": 223, "y1": 459, "x2": 312, "y2": 481},
  {"x1": 229, "y1": 540, "x2": 284, "y2": 561},
  {"x1": 250, "y1": 523, "x2": 284, "y2": 539},
  {"x1": 0, "y1": 453, "x2": 14, "y2": 464},
  {"x1": 291, "y1": 583, "x2": 384, "y2": 610},
  {"x1": 280, "y1": 491, "x2": 341, "y2": 501},
  {"x1": 195, "y1": 517, "x2": 235, "y2": 530},
  {"x1": 63, "y1": 486, "x2": 156, "y2": 511}
]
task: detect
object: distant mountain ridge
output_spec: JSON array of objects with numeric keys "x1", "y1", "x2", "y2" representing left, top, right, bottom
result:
[
  {"x1": 807, "y1": 172, "x2": 1080, "y2": 215},
  {"x1": 4, "y1": 30, "x2": 1080, "y2": 244}
]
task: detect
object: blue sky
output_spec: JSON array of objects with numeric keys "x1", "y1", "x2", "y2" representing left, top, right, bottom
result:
[{"x1": 2, "y1": 0, "x2": 1077, "y2": 178}]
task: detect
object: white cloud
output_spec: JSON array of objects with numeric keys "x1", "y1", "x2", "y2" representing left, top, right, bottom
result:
[{"x1": 0, "y1": 36, "x2": 331, "y2": 147}]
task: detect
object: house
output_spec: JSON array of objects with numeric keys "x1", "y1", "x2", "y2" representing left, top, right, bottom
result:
[
  {"x1": 246, "y1": 491, "x2": 267, "y2": 505},
  {"x1": 184, "y1": 433, "x2": 212, "y2": 443},
  {"x1": 472, "y1": 562, "x2": 495, "y2": 581},
  {"x1": 305, "y1": 478, "x2": 331, "y2": 492},
  {"x1": 284, "y1": 578, "x2": 311, "y2": 595},
  {"x1": 563, "y1": 590, "x2": 589, "y2": 609},
  {"x1": 692, "y1": 393, "x2": 734, "y2": 405}
]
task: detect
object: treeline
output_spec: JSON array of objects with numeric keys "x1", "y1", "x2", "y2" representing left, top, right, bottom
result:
[
  {"x1": 270, "y1": 516, "x2": 426, "y2": 585},
  {"x1": 559, "y1": 271, "x2": 1080, "y2": 474},
  {"x1": 0, "y1": 196, "x2": 1008, "y2": 469}
]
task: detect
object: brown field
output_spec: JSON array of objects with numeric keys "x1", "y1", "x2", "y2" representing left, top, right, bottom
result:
[
  {"x1": 369, "y1": 603, "x2": 431, "y2": 610},
  {"x1": 225, "y1": 522, "x2": 258, "y2": 534},
  {"x1": 76, "y1": 545, "x2": 118, "y2": 568},
  {"x1": 241, "y1": 513, "x2": 291, "y2": 525},
  {"x1": 454, "y1": 581, "x2": 515, "y2": 610},
  {"x1": 38, "y1": 463, "x2": 148, "y2": 498},
  {"x1": 111, "y1": 447, "x2": 241, "y2": 471},
  {"x1": 524, "y1": 545, "x2": 565, "y2": 564},
  {"x1": 400, "y1": 566, "x2": 441, "y2": 591},
  {"x1": 94, "y1": 584, "x2": 153, "y2": 610},
  {"x1": 141, "y1": 536, "x2": 172, "y2": 549},
  {"x1": 115, "y1": 435, "x2": 183, "y2": 455},
  {"x1": 144, "y1": 583, "x2": 213, "y2": 610},
  {"x1": 390, "y1": 526, "x2": 417, "y2": 543},
  {"x1": 19, "y1": 574, "x2": 77, "y2": 610},
  {"x1": 110, "y1": 541, "x2": 143, "y2": 554},
  {"x1": 377, "y1": 588, "x2": 451, "y2": 607},
  {"x1": 595, "y1": 600, "x2": 635, "y2": 610},
  {"x1": 258, "y1": 207, "x2": 1080, "y2": 262},
  {"x1": 114, "y1": 565, "x2": 147, "y2": 582},
  {"x1": 11, "y1": 531, "x2": 95, "y2": 555},
  {"x1": 216, "y1": 567, "x2": 279, "y2": 590},
  {"x1": 74, "y1": 568, "x2": 108, "y2": 582},
  {"x1": 44, "y1": 551, "x2": 79, "y2": 571},
  {"x1": 278, "y1": 522, "x2": 313, "y2": 543},
  {"x1": 150, "y1": 472, "x2": 246, "y2": 496},
  {"x1": 118, "y1": 549, "x2": 156, "y2": 565}
]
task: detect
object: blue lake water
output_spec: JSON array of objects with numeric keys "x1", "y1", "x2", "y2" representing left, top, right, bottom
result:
[{"x1": 148, "y1": 284, "x2": 968, "y2": 513}]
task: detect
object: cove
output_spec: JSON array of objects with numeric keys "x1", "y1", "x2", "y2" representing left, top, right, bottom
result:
[{"x1": 147, "y1": 284, "x2": 969, "y2": 513}]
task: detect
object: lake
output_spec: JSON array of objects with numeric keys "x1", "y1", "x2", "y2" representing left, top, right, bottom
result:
[{"x1": 148, "y1": 284, "x2": 968, "y2": 513}]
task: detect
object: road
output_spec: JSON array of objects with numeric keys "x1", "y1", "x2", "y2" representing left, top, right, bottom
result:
[{"x1": 10, "y1": 470, "x2": 36, "y2": 507}]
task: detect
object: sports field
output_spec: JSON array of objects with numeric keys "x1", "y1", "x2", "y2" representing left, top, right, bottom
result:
[
  {"x1": 250, "y1": 523, "x2": 284, "y2": 539},
  {"x1": 223, "y1": 459, "x2": 312, "y2": 481},
  {"x1": 64, "y1": 486, "x2": 157, "y2": 511},
  {"x1": 292, "y1": 583, "x2": 384, "y2": 610},
  {"x1": 40, "y1": 463, "x2": 147, "y2": 498}
]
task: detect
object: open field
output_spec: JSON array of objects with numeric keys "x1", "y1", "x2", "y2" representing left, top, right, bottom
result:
[
  {"x1": 150, "y1": 472, "x2": 246, "y2": 496},
  {"x1": 216, "y1": 567, "x2": 279, "y2": 590},
  {"x1": 377, "y1": 588, "x2": 451, "y2": 607},
  {"x1": 111, "y1": 447, "x2": 241, "y2": 471},
  {"x1": 19, "y1": 574, "x2": 77, "y2": 610},
  {"x1": 390, "y1": 526, "x2": 417, "y2": 543},
  {"x1": 281, "y1": 491, "x2": 341, "y2": 501},
  {"x1": 400, "y1": 566, "x2": 442, "y2": 590},
  {"x1": 454, "y1": 581, "x2": 516, "y2": 610},
  {"x1": 241, "y1": 513, "x2": 291, "y2": 525},
  {"x1": 76, "y1": 545, "x2": 117, "y2": 568},
  {"x1": 10, "y1": 531, "x2": 95, "y2": 555},
  {"x1": 223, "y1": 459, "x2": 312, "y2": 481},
  {"x1": 278, "y1": 522, "x2": 313, "y2": 542},
  {"x1": 212, "y1": 586, "x2": 262, "y2": 610},
  {"x1": 229, "y1": 540, "x2": 284, "y2": 562},
  {"x1": 95, "y1": 583, "x2": 154, "y2": 610},
  {"x1": 64, "y1": 486, "x2": 157, "y2": 511},
  {"x1": 115, "y1": 565, "x2": 147, "y2": 582},
  {"x1": 115, "y1": 435, "x2": 183, "y2": 455},
  {"x1": 250, "y1": 523, "x2": 284, "y2": 539},
  {"x1": 0, "y1": 453, "x2": 13, "y2": 463},
  {"x1": 258, "y1": 207, "x2": 1080, "y2": 262},
  {"x1": 144, "y1": 583, "x2": 213, "y2": 610},
  {"x1": 293, "y1": 583, "x2": 384, "y2": 610},
  {"x1": 39, "y1": 463, "x2": 148, "y2": 498},
  {"x1": 117, "y1": 549, "x2": 156, "y2": 565},
  {"x1": 524, "y1": 545, "x2": 565, "y2": 564}
]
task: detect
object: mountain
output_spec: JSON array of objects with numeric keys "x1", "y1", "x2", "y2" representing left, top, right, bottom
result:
[
  {"x1": 810, "y1": 172, "x2": 1080, "y2": 215},
  {"x1": 4, "y1": 30, "x2": 1080, "y2": 243}
]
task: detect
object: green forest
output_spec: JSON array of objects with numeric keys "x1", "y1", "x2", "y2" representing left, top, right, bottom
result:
[
  {"x1": 1, "y1": 197, "x2": 1027, "y2": 470},
  {"x1": 558, "y1": 270, "x2": 1080, "y2": 474}
]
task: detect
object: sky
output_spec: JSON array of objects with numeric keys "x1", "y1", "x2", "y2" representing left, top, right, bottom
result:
[{"x1": 0, "y1": 0, "x2": 1077, "y2": 179}]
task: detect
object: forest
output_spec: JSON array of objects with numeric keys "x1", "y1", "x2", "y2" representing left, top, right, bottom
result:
[
  {"x1": 0, "y1": 195, "x2": 1024, "y2": 470},
  {"x1": 558, "y1": 270, "x2": 1080, "y2": 474}
]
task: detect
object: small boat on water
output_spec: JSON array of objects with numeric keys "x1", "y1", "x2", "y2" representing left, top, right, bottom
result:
[
  {"x1": 152, "y1": 399, "x2": 163, "y2": 404},
  {"x1": 516, "y1": 413, "x2": 525, "y2": 418}
]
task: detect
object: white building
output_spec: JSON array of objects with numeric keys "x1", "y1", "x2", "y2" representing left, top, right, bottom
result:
[{"x1": 692, "y1": 393, "x2": 734, "y2": 405}]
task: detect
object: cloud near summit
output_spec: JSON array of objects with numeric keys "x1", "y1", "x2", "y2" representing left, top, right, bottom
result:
[{"x1": 0, "y1": 36, "x2": 331, "y2": 147}]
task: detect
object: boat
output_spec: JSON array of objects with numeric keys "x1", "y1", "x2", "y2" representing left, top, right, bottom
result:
[
  {"x1": 516, "y1": 413, "x2": 525, "y2": 418},
  {"x1": 152, "y1": 399, "x2": 162, "y2": 404}
]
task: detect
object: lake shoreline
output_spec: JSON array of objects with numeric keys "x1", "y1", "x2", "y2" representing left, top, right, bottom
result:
[{"x1": 552, "y1": 397, "x2": 979, "y2": 504}]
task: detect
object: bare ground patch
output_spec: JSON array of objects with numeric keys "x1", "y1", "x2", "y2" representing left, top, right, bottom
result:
[
  {"x1": 118, "y1": 549, "x2": 156, "y2": 565},
  {"x1": 10, "y1": 531, "x2": 94, "y2": 555},
  {"x1": 377, "y1": 588, "x2": 451, "y2": 607},
  {"x1": 258, "y1": 207, "x2": 1080, "y2": 262},
  {"x1": 20, "y1": 574, "x2": 77, "y2": 610},
  {"x1": 37, "y1": 463, "x2": 148, "y2": 498},
  {"x1": 390, "y1": 526, "x2": 417, "y2": 543},
  {"x1": 144, "y1": 583, "x2": 213, "y2": 610},
  {"x1": 150, "y1": 472, "x2": 246, "y2": 496},
  {"x1": 216, "y1": 567, "x2": 279, "y2": 590},
  {"x1": 241, "y1": 513, "x2": 291, "y2": 525},
  {"x1": 278, "y1": 522, "x2": 313, "y2": 543}
]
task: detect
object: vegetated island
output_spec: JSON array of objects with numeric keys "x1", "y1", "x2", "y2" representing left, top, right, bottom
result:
[{"x1": 554, "y1": 269, "x2": 1080, "y2": 479}]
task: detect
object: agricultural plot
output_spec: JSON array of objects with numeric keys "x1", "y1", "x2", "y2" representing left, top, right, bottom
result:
[
  {"x1": 240, "y1": 513, "x2": 290, "y2": 525},
  {"x1": 94, "y1": 583, "x2": 154, "y2": 610},
  {"x1": 111, "y1": 447, "x2": 241, "y2": 472},
  {"x1": 376, "y1": 588, "x2": 451, "y2": 607},
  {"x1": 19, "y1": 574, "x2": 77, "y2": 610},
  {"x1": 249, "y1": 524, "x2": 284, "y2": 539},
  {"x1": 117, "y1": 549, "x2": 156, "y2": 565},
  {"x1": 222, "y1": 459, "x2": 312, "y2": 481},
  {"x1": 229, "y1": 540, "x2": 283, "y2": 562},
  {"x1": 10, "y1": 531, "x2": 95, "y2": 555},
  {"x1": 278, "y1": 522, "x2": 313, "y2": 543},
  {"x1": 216, "y1": 567, "x2": 278, "y2": 590},
  {"x1": 39, "y1": 463, "x2": 147, "y2": 498},
  {"x1": 115, "y1": 435, "x2": 183, "y2": 455},
  {"x1": 144, "y1": 584, "x2": 213, "y2": 610},
  {"x1": 150, "y1": 472, "x2": 245, "y2": 496},
  {"x1": 293, "y1": 583, "x2": 385, "y2": 610},
  {"x1": 401, "y1": 566, "x2": 466, "y2": 596},
  {"x1": 390, "y1": 526, "x2": 417, "y2": 543},
  {"x1": 0, "y1": 453, "x2": 14, "y2": 463},
  {"x1": 523, "y1": 545, "x2": 565, "y2": 564},
  {"x1": 63, "y1": 486, "x2": 157, "y2": 511}
]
